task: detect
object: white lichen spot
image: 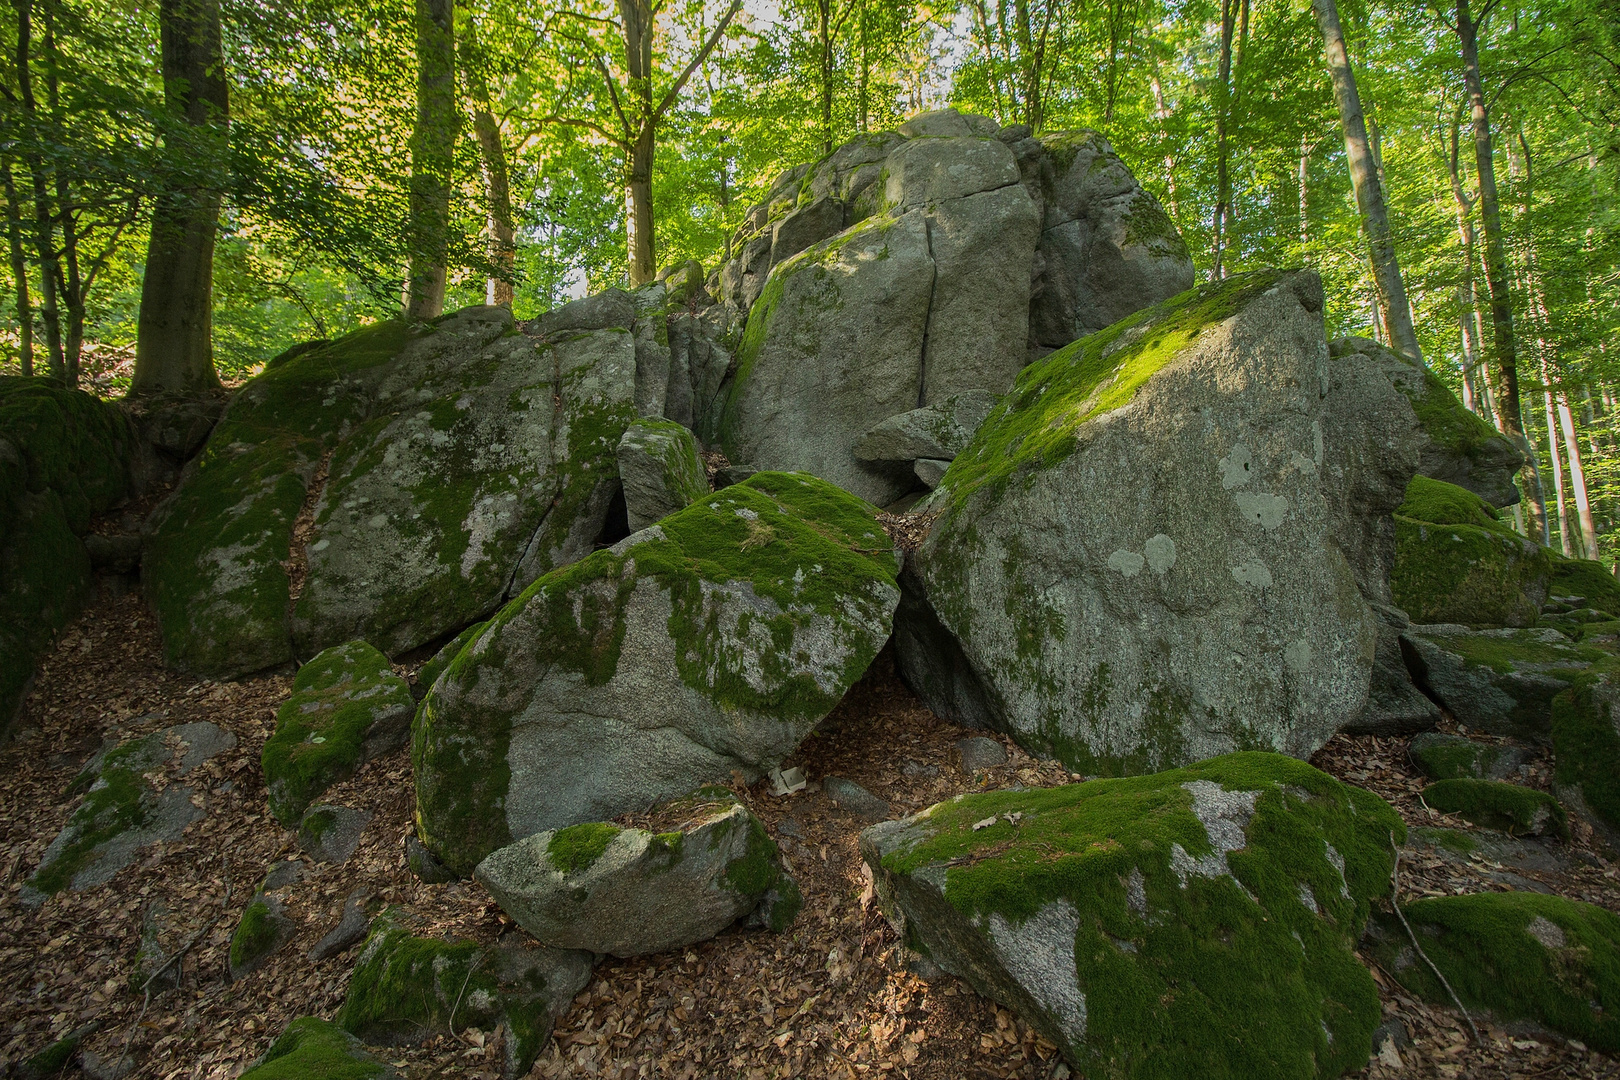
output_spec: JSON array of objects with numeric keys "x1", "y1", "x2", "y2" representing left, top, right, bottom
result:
[
  {"x1": 1233, "y1": 491, "x2": 1288, "y2": 530},
  {"x1": 1230, "y1": 560, "x2": 1273, "y2": 589},
  {"x1": 1144, "y1": 534, "x2": 1176, "y2": 574},
  {"x1": 1125, "y1": 867, "x2": 1148, "y2": 915},
  {"x1": 1284, "y1": 639, "x2": 1312, "y2": 673},
  {"x1": 310, "y1": 539, "x2": 330, "y2": 553},
  {"x1": 1526, "y1": 915, "x2": 1566, "y2": 949},
  {"x1": 1218, "y1": 444, "x2": 1254, "y2": 489},
  {"x1": 988, "y1": 901, "x2": 1087, "y2": 1045},
  {"x1": 1289, "y1": 451, "x2": 1317, "y2": 475},
  {"x1": 1297, "y1": 882, "x2": 1319, "y2": 914},
  {"x1": 734, "y1": 507, "x2": 759, "y2": 521},
  {"x1": 367, "y1": 514, "x2": 387, "y2": 528},
  {"x1": 1107, "y1": 550, "x2": 1145, "y2": 577}
]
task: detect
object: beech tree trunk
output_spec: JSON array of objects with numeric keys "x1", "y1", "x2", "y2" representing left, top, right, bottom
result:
[
  {"x1": 3, "y1": 160, "x2": 32, "y2": 377},
  {"x1": 404, "y1": 0, "x2": 456, "y2": 320},
  {"x1": 621, "y1": 0, "x2": 656, "y2": 285},
  {"x1": 462, "y1": 22, "x2": 513, "y2": 309},
  {"x1": 130, "y1": 0, "x2": 226, "y2": 395},
  {"x1": 1311, "y1": 0, "x2": 1422, "y2": 361},
  {"x1": 15, "y1": 0, "x2": 63, "y2": 383},
  {"x1": 1210, "y1": 0, "x2": 1237, "y2": 279}
]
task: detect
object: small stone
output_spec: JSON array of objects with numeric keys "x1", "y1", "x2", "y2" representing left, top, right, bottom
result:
[
  {"x1": 297, "y1": 804, "x2": 371, "y2": 864},
  {"x1": 78, "y1": 1048, "x2": 136, "y2": 1080},
  {"x1": 309, "y1": 889, "x2": 372, "y2": 962},
  {"x1": 405, "y1": 835, "x2": 455, "y2": 884},
  {"x1": 229, "y1": 894, "x2": 294, "y2": 982},
  {"x1": 239, "y1": 1017, "x2": 397, "y2": 1080},
  {"x1": 825, "y1": 776, "x2": 890, "y2": 822},
  {"x1": 617, "y1": 418, "x2": 710, "y2": 531},
  {"x1": 956, "y1": 736, "x2": 1008, "y2": 772},
  {"x1": 714, "y1": 465, "x2": 758, "y2": 489},
  {"x1": 259, "y1": 859, "x2": 303, "y2": 893},
  {"x1": 901, "y1": 759, "x2": 939, "y2": 778}
]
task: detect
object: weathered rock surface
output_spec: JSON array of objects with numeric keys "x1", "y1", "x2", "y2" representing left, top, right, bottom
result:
[
  {"x1": 1392, "y1": 476, "x2": 1550, "y2": 627},
  {"x1": 852, "y1": 391, "x2": 997, "y2": 464},
  {"x1": 308, "y1": 889, "x2": 373, "y2": 962},
  {"x1": 617, "y1": 418, "x2": 709, "y2": 531},
  {"x1": 1551, "y1": 660, "x2": 1620, "y2": 849},
  {"x1": 861, "y1": 752, "x2": 1403, "y2": 1077},
  {"x1": 229, "y1": 893, "x2": 295, "y2": 981},
  {"x1": 1408, "y1": 732, "x2": 1527, "y2": 781},
  {"x1": 262, "y1": 640, "x2": 413, "y2": 826},
  {"x1": 146, "y1": 300, "x2": 648, "y2": 679},
  {"x1": 1342, "y1": 604, "x2": 1442, "y2": 736},
  {"x1": 240, "y1": 1016, "x2": 396, "y2": 1080},
  {"x1": 414, "y1": 472, "x2": 900, "y2": 875},
  {"x1": 824, "y1": 776, "x2": 891, "y2": 822},
  {"x1": 297, "y1": 804, "x2": 371, "y2": 864},
  {"x1": 476, "y1": 789, "x2": 800, "y2": 957},
  {"x1": 896, "y1": 270, "x2": 1377, "y2": 774},
  {"x1": 1404, "y1": 624, "x2": 1600, "y2": 736},
  {"x1": 336, "y1": 909, "x2": 592, "y2": 1079},
  {"x1": 21, "y1": 722, "x2": 236, "y2": 906}
]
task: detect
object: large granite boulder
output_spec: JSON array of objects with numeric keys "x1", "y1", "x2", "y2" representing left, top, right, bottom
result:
[
  {"x1": 861, "y1": 752, "x2": 1403, "y2": 1077},
  {"x1": 1392, "y1": 476, "x2": 1551, "y2": 627},
  {"x1": 146, "y1": 301, "x2": 648, "y2": 679},
  {"x1": 895, "y1": 270, "x2": 1377, "y2": 774},
  {"x1": 413, "y1": 472, "x2": 900, "y2": 875},
  {"x1": 1403, "y1": 623, "x2": 1601, "y2": 736}
]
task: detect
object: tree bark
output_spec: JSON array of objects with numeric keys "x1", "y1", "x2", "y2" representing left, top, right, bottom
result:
[
  {"x1": 3, "y1": 160, "x2": 32, "y2": 377},
  {"x1": 1211, "y1": 0, "x2": 1237, "y2": 279},
  {"x1": 13, "y1": 0, "x2": 63, "y2": 383},
  {"x1": 1541, "y1": 362, "x2": 1573, "y2": 556},
  {"x1": 130, "y1": 0, "x2": 226, "y2": 395},
  {"x1": 1311, "y1": 0, "x2": 1422, "y2": 361},
  {"x1": 404, "y1": 0, "x2": 456, "y2": 320},
  {"x1": 462, "y1": 20, "x2": 513, "y2": 308},
  {"x1": 819, "y1": 0, "x2": 835, "y2": 156}
]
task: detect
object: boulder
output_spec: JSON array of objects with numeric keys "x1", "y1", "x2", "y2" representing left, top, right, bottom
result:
[
  {"x1": 1403, "y1": 624, "x2": 1601, "y2": 736},
  {"x1": 1364, "y1": 891, "x2": 1620, "y2": 1052},
  {"x1": 1551, "y1": 660, "x2": 1620, "y2": 848},
  {"x1": 852, "y1": 391, "x2": 997, "y2": 464},
  {"x1": 1546, "y1": 554, "x2": 1620, "y2": 619},
  {"x1": 617, "y1": 418, "x2": 709, "y2": 531},
  {"x1": 1421, "y1": 778, "x2": 1568, "y2": 838},
  {"x1": 824, "y1": 776, "x2": 890, "y2": 821},
  {"x1": 1408, "y1": 732, "x2": 1526, "y2": 781},
  {"x1": 1341, "y1": 605, "x2": 1441, "y2": 736},
  {"x1": 336, "y1": 909, "x2": 592, "y2": 1079},
  {"x1": 414, "y1": 620, "x2": 486, "y2": 700},
  {"x1": 21, "y1": 722, "x2": 236, "y2": 906},
  {"x1": 413, "y1": 472, "x2": 900, "y2": 875},
  {"x1": 896, "y1": 270, "x2": 1377, "y2": 774},
  {"x1": 146, "y1": 301, "x2": 645, "y2": 679},
  {"x1": 475, "y1": 788, "x2": 800, "y2": 957},
  {"x1": 308, "y1": 888, "x2": 373, "y2": 962},
  {"x1": 1392, "y1": 476, "x2": 1550, "y2": 627},
  {"x1": 229, "y1": 893, "x2": 295, "y2": 981},
  {"x1": 297, "y1": 804, "x2": 371, "y2": 864},
  {"x1": 240, "y1": 1017, "x2": 395, "y2": 1080},
  {"x1": 261, "y1": 640, "x2": 413, "y2": 826},
  {"x1": 861, "y1": 752, "x2": 1403, "y2": 1077},
  {"x1": 667, "y1": 306, "x2": 734, "y2": 443}
]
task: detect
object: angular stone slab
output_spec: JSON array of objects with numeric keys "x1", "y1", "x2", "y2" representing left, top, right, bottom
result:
[
  {"x1": 617, "y1": 418, "x2": 709, "y2": 531},
  {"x1": 1405, "y1": 623, "x2": 1600, "y2": 736}
]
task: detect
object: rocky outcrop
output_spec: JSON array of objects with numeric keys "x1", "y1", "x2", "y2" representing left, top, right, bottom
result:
[
  {"x1": 1551, "y1": 660, "x2": 1620, "y2": 848},
  {"x1": 1403, "y1": 624, "x2": 1600, "y2": 735},
  {"x1": 1392, "y1": 476, "x2": 1550, "y2": 627},
  {"x1": 852, "y1": 391, "x2": 997, "y2": 466},
  {"x1": 617, "y1": 418, "x2": 710, "y2": 530},
  {"x1": 1341, "y1": 604, "x2": 1441, "y2": 736},
  {"x1": 1421, "y1": 777, "x2": 1568, "y2": 838},
  {"x1": 895, "y1": 270, "x2": 1377, "y2": 774},
  {"x1": 861, "y1": 752, "x2": 1403, "y2": 1077},
  {"x1": 413, "y1": 472, "x2": 900, "y2": 875},
  {"x1": 1408, "y1": 732, "x2": 1527, "y2": 781},
  {"x1": 476, "y1": 789, "x2": 800, "y2": 956}
]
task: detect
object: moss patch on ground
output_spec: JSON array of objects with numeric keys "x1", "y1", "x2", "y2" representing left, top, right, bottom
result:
[
  {"x1": 24, "y1": 737, "x2": 155, "y2": 897},
  {"x1": 1377, "y1": 891, "x2": 1620, "y2": 1052},
  {"x1": 239, "y1": 1017, "x2": 385, "y2": 1080},
  {"x1": 1422, "y1": 778, "x2": 1568, "y2": 838},
  {"x1": 1392, "y1": 476, "x2": 1550, "y2": 627},
  {"x1": 1552, "y1": 658, "x2": 1620, "y2": 834},
  {"x1": 868, "y1": 751, "x2": 1403, "y2": 1078}
]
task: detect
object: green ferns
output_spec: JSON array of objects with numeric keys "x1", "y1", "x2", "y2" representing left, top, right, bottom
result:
[{"x1": 1392, "y1": 476, "x2": 1550, "y2": 627}]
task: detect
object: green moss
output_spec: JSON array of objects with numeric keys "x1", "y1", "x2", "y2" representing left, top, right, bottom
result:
[
  {"x1": 722, "y1": 814, "x2": 785, "y2": 897},
  {"x1": 547, "y1": 823, "x2": 622, "y2": 874},
  {"x1": 18, "y1": 1028, "x2": 86, "y2": 1077},
  {"x1": 240, "y1": 1017, "x2": 385, "y2": 1080},
  {"x1": 1549, "y1": 554, "x2": 1620, "y2": 618},
  {"x1": 230, "y1": 898, "x2": 282, "y2": 971},
  {"x1": 1409, "y1": 736, "x2": 1504, "y2": 781},
  {"x1": 877, "y1": 752, "x2": 1402, "y2": 1078},
  {"x1": 1413, "y1": 826, "x2": 1478, "y2": 855},
  {"x1": 262, "y1": 640, "x2": 411, "y2": 826},
  {"x1": 763, "y1": 875, "x2": 804, "y2": 932},
  {"x1": 1417, "y1": 628, "x2": 1601, "y2": 675},
  {"x1": 300, "y1": 806, "x2": 337, "y2": 844},
  {"x1": 1398, "y1": 365, "x2": 1508, "y2": 466},
  {"x1": 1379, "y1": 891, "x2": 1620, "y2": 1052},
  {"x1": 1391, "y1": 476, "x2": 1550, "y2": 627},
  {"x1": 1552, "y1": 658, "x2": 1620, "y2": 832},
  {"x1": 25, "y1": 743, "x2": 151, "y2": 896},
  {"x1": 1422, "y1": 778, "x2": 1568, "y2": 838},
  {"x1": 1121, "y1": 190, "x2": 1188, "y2": 257},
  {"x1": 418, "y1": 622, "x2": 489, "y2": 696}
]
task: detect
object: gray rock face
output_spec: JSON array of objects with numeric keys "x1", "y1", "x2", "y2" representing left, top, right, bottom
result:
[
  {"x1": 1405, "y1": 624, "x2": 1599, "y2": 736},
  {"x1": 824, "y1": 777, "x2": 891, "y2": 822},
  {"x1": 21, "y1": 722, "x2": 236, "y2": 907},
  {"x1": 414, "y1": 472, "x2": 901, "y2": 875},
  {"x1": 914, "y1": 459, "x2": 950, "y2": 490},
  {"x1": 897, "y1": 271, "x2": 1378, "y2": 774},
  {"x1": 476, "y1": 793, "x2": 800, "y2": 957},
  {"x1": 1342, "y1": 604, "x2": 1441, "y2": 737},
  {"x1": 1408, "y1": 732, "x2": 1528, "y2": 781},
  {"x1": 957, "y1": 736, "x2": 1009, "y2": 772},
  {"x1": 309, "y1": 889, "x2": 373, "y2": 962},
  {"x1": 667, "y1": 306, "x2": 734, "y2": 442},
  {"x1": 853, "y1": 391, "x2": 998, "y2": 464},
  {"x1": 617, "y1": 419, "x2": 710, "y2": 531},
  {"x1": 298, "y1": 804, "x2": 372, "y2": 864}
]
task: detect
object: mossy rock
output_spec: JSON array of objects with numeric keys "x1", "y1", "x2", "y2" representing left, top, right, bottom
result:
[
  {"x1": 1407, "y1": 732, "x2": 1525, "y2": 781},
  {"x1": 861, "y1": 752, "x2": 1404, "y2": 1078},
  {"x1": 616, "y1": 418, "x2": 709, "y2": 531},
  {"x1": 15, "y1": 1022, "x2": 96, "y2": 1080},
  {"x1": 1403, "y1": 623, "x2": 1602, "y2": 736},
  {"x1": 1422, "y1": 778, "x2": 1568, "y2": 838},
  {"x1": 1391, "y1": 476, "x2": 1550, "y2": 628},
  {"x1": 1551, "y1": 658, "x2": 1620, "y2": 847},
  {"x1": 414, "y1": 621, "x2": 487, "y2": 699},
  {"x1": 229, "y1": 895, "x2": 294, "y2": 980},
  {"x1": 1368, "y1": 891, "x2": 1620, "y2": 1052},
  {"x1": 1548, "y1": 554, "x2": 1620, "y2": 619},
  {"x1": 262, "y1": 640, "x2": 413, "y2": 826},
  {"x1": 476, "y1": 789, "x2": 801, "y2": 957},
  {"x1": 240, "y1": 1017, "x2": 392, "y2": 1080},
  {"x1": 413, "y1": 471, "x2": 899, "y2": 875},
  {"x1": 335, "y1": 909, "x2": 592, "y2": 1079}
]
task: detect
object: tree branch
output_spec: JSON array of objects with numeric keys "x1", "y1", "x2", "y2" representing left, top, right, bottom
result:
[{"x1": 650, "y1": 0, "x2": 741, "y2": 128}]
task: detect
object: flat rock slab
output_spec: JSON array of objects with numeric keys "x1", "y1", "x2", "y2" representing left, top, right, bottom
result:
[
  {"x1": 22, "y1": 722, "x2": 236, "y2": 907},
  {"x1": 824, "y1": 776, "x2": 891, "y2": 822},
  {"x1": 1408, "y1": 732, "x2": 1526, "y2": 781},
  {"x1": 1405, "y1": 623, "x2": 1601, "y2": 736},
  {"x1": 956, "y1": 736, "x2": 1009, "y2": 772},
  {"x1": 297, "y1": 804, "x2": 371, "y2": 864}
]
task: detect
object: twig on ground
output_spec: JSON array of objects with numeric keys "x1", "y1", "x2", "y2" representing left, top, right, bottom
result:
[
  {"x1": 1390, "y1": 830, "x2": 1482, "y2": 1045},
  {"x1": 116, "y1": 878, "x2": 235, "y2": 1076}
]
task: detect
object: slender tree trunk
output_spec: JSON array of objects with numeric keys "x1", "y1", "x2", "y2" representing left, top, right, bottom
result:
[
  {"x1": 857, "y1": 2, "x2": 868, "y2": 132},
  {"x1": 1557, "y1": 395, "x2": 1600, "y2": 560},
  {"x1": 1298, "y1": 135, "x2": 1313, "y2": 251},
  {"x1": 42, "y1": 8, "x2": 81, "y2": 386},
  {"x1": 1311, "y1": 0, "x2": 1422, "y2": 360},
  {"x1": 1542, "y1": 366, "x2": 1573, "y2": 556},
  {"x1": 13, "y1": 0, "x2": 62, "y2": 382},
  {"x1": 621, "y1": 0, "x2": 656, "y2": 285},
  {"x1": 404, "y1": 0, "x2": 455, "y2": 320},
  {"x1": 471, "y1": 109, "x2": 513, "y2": 307},
  {"x1": 1211, "y1": 0, "x2": 1237, "y2": 279},
  {"x1": 3, "y1": 160, "x2": 32, "y2": 377},
  {"x1": 819, "y1": 0, "x2": 834, "y2": 156},
  {"x1": 1149, "y1": 68, "x2": 1180, "y2": 221},
  {"x1": 130, "y1": 0, "x2": 226, "y2": 394}
]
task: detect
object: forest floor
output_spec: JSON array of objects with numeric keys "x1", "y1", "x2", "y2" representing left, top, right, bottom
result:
[{"x1": 3, "y1": 584, "x2": 1620, "y2": 1080}]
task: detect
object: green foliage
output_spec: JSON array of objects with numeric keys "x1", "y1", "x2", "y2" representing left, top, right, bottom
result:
[
  {"x1": 546, "y1": 823, "x2": 622, "y2": 874},
  {"x1": 1392, "y1": 477, "x2": 1551, "y2": 627},
  {"x1": 239, "y1": 1017, "x2": 385, "y2": 1080},
  {"x1": 1421, "y1": 778, "x2": 1569, "y2": 838}
]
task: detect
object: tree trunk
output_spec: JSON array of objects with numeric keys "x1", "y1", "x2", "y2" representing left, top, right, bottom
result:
[
  {"x1": 1541, "y1": 366, "x2": 1573, "y2": 556},
  {"x1": 819, "y1": 0, "x2": 834, "y2": 156},
  {"x1": 130, "y1": 0, "x2": 226, "y2": 395},
  {"x1": 404, "y1": 0, "x2": 456, "y2": 320},
  {"x1": 1557, "y1": 395, "x2": 1600, "y2": 561},
  {"x1": 621, "y1": 0, "x2": 656, "y2": 285},
  {"x1": 1311, "y1": 0, "x2": 1422, "y2": 361},
  {"x1": 13, "y1": 0, "x2": 63, "y2": 383},
  {"x1": 1211, "y1": 0, "x2": 1236, "y2": 279},
  {"x1": 471, "y1": 109, "x2": 514, "y2": 307},
  {"x1": 3, "y1": 160, "x2": 32, "y2": 377}
]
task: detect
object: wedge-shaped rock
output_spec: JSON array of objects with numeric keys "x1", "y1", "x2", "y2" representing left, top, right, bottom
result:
[
  {"x1": 1421, "y1": 778, "x2": 1568, "y2": 838},
  {"x1": 336, "y1": 909, "x2": 591, "y2": 1080},
  {"x1": 897, "y1": 270, "x2": 1377, "y2": 774},
  {"x1": 240, "y1": 1017, "x2": 394, "y2": 1080},
  {"x1": 1408, "y1": 732, "x2": 1526, "y2": 781},
  {"x1": 1365, "y1": 891, "x2": 1620, "y2": 1053},
  {"x1": 1392, "y1": 476, "x2": 1550, "y2": 627},
  {"x1": 617, "y1": 418, "x2": 709, "y2": 531},
  {"x1": 413, "y1": 472, "x2": 899, "y2": 875},
  {"x1": 1404, "y1": 623, "x2": 1601, "y2": 736},
  {"x1": 861, "y1": 752, "x2": 1403, "y2": 1078},
  {"x1": 262, "y1": 640, "x2": 413, "y2": 825},
  {"x1": 476, "y1": 788, "x2": 800, "y2": 957},
  {"x1": 852, "y1": 391, "x2": 997, "y2": 464},
  {"x1": 22, "y1": 722, "x2": 236, "y2": 906}
]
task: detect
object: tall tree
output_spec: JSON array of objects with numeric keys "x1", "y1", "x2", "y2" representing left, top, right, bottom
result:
[
  {"x1": 404, "y1": 0, "x2": 457, "y2": 319},
  {"x1": 461, "y1": 13, "x2": 513, "y2": 307},
  {"x1": 130, "y1": 0, "x2": 227, "y2": 395}
]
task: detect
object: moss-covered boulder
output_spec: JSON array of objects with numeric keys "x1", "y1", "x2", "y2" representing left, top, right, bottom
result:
[
  {"x1": 413, "y1": 471, "x2": 899, "y2": 876},
  {"x1": 146, "y1": 302, "x2": 647, "y2": 679},
  {"x1": 1408, "y1": 731, "x2": 1525, "y2": 781},
  {"x1": 1422, "y1": 777, "x2": 1568, "y2": 838},
  {"x1": 414, "y1": 621, "x2": 486, "y2": 700},
  {"x1": 240, "y1": 1017, "x2": 394, "y2": 1080},
  {"x1": 852, "y1": 390, "x2": 998, "y2": 464},
  {"x1": 861, "y1": 752, "x2": 1404, "y2": 1078},
  {"x1": 297, "y1": 803, "x2": 371, "y2": 864},
  {"x1": 1366, "y1": 891, "x2": 1620, "y2": 1052},
  {"x1": 1547, "y1": 553, "x2": 1620, "y2": 619},
  {"x1": 20, "y1": 722, "x2": 235, "y2": 907},
  {"x1": 896, "y1": 270, "x2": 1377, "y2": 776},
  {"x1": 1392, "y1": 476, "x2": 1550, "y2": 627},
  {"x1": 616, "y1": 418, "x2": 709, "y2": 531},
  {"x1": 262, "y1": 641, "x2": 412, "y2": 826},
  {"x1": 1551, "y1": 658, "x2": 1620, "y2": 848},
  {"x1": 1403, "y1": 623, "x2": 1601, "y2": 735},
  {"x1": 476, "y1": 787, "x2": 800, "y2": 957},
  {"x1": 0, "y1": 377, "x2": 134, "y2": 730},
  {"x1": 229, "y1": 893, "x2": 295, "y2": 981},
  {"x1": 335, "y1": 909, "x2": 592, "y2": 1079}
]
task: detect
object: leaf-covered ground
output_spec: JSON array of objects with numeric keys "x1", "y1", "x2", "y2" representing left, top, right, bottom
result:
[{"x1": 3, "y1": 585, "x2": 1620, "y2": 1079}]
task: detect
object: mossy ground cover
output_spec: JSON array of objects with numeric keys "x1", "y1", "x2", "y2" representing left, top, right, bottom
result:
[
  {"x1": 872, "y1": 752, "x2": 1403, "y2": 1079},
  {"x1": 1412, "y1": 627, "x2": 1603, "y2": 675},
  {"x1": 1392, "y1": 476, "x2": 1550, "y2": 627},
  {"x1": 239, "y1": 1017, "x2": 385, "y2": 1080},
  {"x1": 261, "y1": 640, "x2": 411, "y2": 825},
  {"x1": 1421, "y1": 778, "x2": 1568, "y2": 838},
  {"x1": 1378, "y1": 891, "x2": 1620, "y2": 1052},
  {"x1": 1549, "y1": 554, "x2": 1620, "y2": 618},
  {"x1": 1551, "y1": 658, "x2": 1620, "y2": 833}
]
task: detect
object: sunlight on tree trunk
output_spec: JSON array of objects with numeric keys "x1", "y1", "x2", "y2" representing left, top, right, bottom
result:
[{"x1": 405, "y1": 0, "x2": 456, "y2": 320}]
